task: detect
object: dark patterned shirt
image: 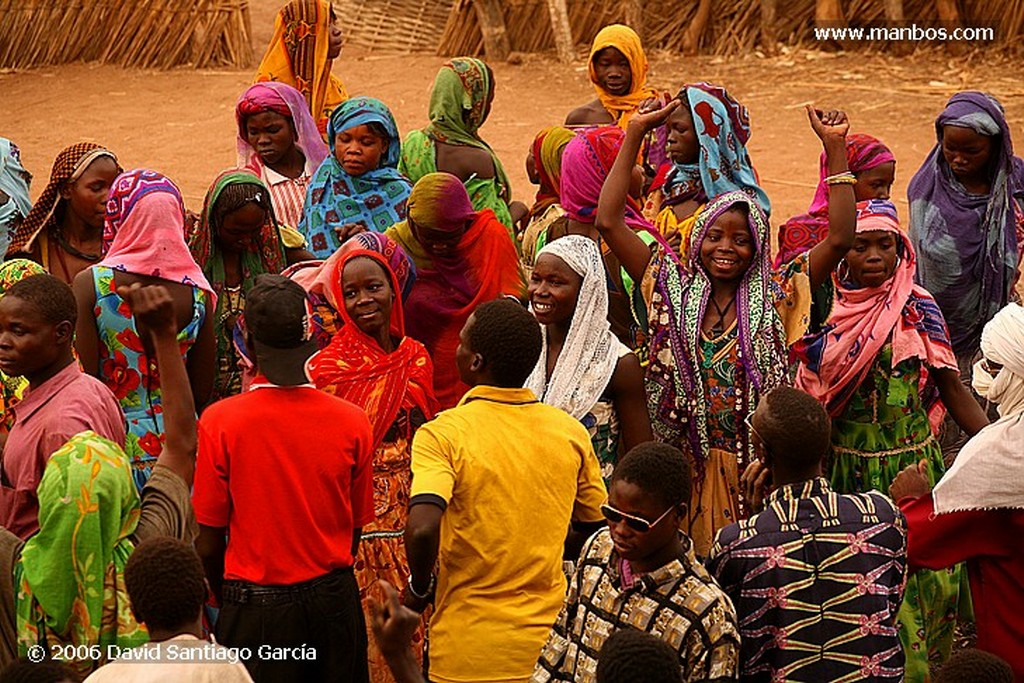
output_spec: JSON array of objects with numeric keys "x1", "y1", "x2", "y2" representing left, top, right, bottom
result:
[
  {"x1": 707, "y1": 478, "x2": 907, "y2": 682},
  {"x1": 532, "y1": 528, "x2": 740, "y2": 683}
]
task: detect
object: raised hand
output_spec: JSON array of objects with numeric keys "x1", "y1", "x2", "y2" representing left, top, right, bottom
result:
[
  {"x1": 116, "y1": 283, "x2": 177, "y2": 340},
  {"x1": 806, "y1": 106, "x2": 849, "y2": 142},
  {"x1": 629, "y1": 98, "x2": 682, "y2": 134}
]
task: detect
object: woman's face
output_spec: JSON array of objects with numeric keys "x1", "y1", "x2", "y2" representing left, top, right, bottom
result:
[
  {"x1": 246, "y1": 111, "x2": 297, "y2": 167},
  {"x1": 342, "y1": 257, "x2": 394, "y2": 338},
  {"x1": 942, "y1": 125, "x2": 994, "y2": 184},
  {"x1": 846, "y1": 229, "x2": 899, "y2": 288},
  {"x1": 409, "y1": 217, "x2": 467, "y2": 258},
  {"x1": 665, "y1": 105, "x2": 699, "y2": 165},
  {"x1": 217, "y1": 202, "x2": 266, "y2": 253},
  {"x1": 62, "y1": 156, "x2": 119, "y2": 229},
  {"x1": 854, "y1": 161, "x2": 894, "y2": 202},
  {"x1": 529, "y1": 253, "x2": 582, "y2": 327},
  {"x1": 327, "y1": 9, "x2": 343, "y2": 59},
  {"x1": 699, "y1": 207, "x2": 755, "y2": 282},
  {"x1": 334, "y1": 124, "x2": 388, "y2": 176}
]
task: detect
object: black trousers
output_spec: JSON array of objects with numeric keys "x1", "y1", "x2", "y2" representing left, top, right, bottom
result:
[{"x1": 216, "y1": 567, "x2": 369, "y2": 683}]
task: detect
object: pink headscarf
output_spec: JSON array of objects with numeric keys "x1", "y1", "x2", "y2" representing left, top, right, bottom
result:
[
  {"x1": 560, "y1": 126, "x2": 650, "y2": 231},
  {"x1": 98, "y1": 170, "x2": 214, "y2": 298},
  {"x1": 795, "y1": 200, "x2": 956, "y2": 422},
  {"x1": 235, "y1": 82, "x2": 329, "y2": 175}
]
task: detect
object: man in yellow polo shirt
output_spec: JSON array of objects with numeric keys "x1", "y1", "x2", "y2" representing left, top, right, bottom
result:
[{"x1": 404, "y1": 299, "x2": 607, "y2": 683}]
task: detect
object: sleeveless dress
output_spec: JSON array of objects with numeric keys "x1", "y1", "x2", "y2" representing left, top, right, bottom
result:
[{"x1": 92, "y1": 265, "x2": 207, "y2": 491}]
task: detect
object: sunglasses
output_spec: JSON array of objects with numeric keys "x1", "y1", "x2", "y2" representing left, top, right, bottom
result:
[
  {"x1": 601, "y1": 503, "x2": 674, "y2": 533},
  {"x1": 744, "y1": 411, "x2": 765, "y2": 445}
]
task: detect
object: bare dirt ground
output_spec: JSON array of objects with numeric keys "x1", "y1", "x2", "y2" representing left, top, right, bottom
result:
[{"x1": 2, "y1": 1, "x2": 1023, "y2": 235}]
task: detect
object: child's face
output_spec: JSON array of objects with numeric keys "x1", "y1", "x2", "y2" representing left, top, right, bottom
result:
[
  {"x1": 217, "y1": 202, "x2": 266, "y2": 254},
  {"x1": 334, "y1": 125, "x2": 388, "y2": 176},
  {"x1": 665, "y1": 105, "x2": 699, "y2": 165},
  {"x1": 0, "y1": 295, "x2": 67, "y2": 380},
  {"x1": 605, "y1": 478, "x2": 680, "y2": 566},
  {"x1": 699, "y1": 207, "x2": 755, "y2": 282},
  {"x1": 526, "y1": 151, "x2": 539, "y2": 185},
  {"x1": 942, "y1": 125, "x2": 994, "y2": 183},
  {"x1": 854, "y1": 162, "x2": 894, "y2": 202},
  {"x1": 60, "y1": 156, "x2": 119, "y2": 230},
  {"x1": 592, "y1": 48, "x2": 631, "y2": 97},
  {"x1": 246, "y1": 111, "x2": 297, "y2": 168}
]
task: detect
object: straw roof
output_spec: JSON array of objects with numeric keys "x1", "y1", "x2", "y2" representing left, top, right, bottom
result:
[
  {"x1": 431, "y1": 0, "x2": 1024, "y2": 56},
  {"x1": 0, "y1": 0, "x2": 253, "y2": 69}
]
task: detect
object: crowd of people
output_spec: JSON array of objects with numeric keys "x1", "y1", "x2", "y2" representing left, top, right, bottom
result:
[{"x1": 0, "y1": 0, "x2": 1022, "y2": 682}]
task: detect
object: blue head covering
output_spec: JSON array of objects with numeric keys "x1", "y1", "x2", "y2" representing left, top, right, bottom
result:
[
  {"x1": 662, "y1": 83, "x2": 770, "y2": 217},
  {"x1": 908, "y1": 90, "x2": 1024, "y2": 356},
  {"x1": 0, "y1": 139, "x2": 32, "y2": 256},
  {"x1": 299, "y1": 96, "x2": 412, "y2": 259}
]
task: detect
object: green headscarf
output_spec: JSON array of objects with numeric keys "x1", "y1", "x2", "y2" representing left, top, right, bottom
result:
[
  {"x1": 416, "y1": 58, "x2": 511, "y2": 202},
  {"x1": 188, "y1": 169, "x2": 287, "y2": 399},
  {"x1": 14, "y1": 432, "x2": 146, "y2": 676}
]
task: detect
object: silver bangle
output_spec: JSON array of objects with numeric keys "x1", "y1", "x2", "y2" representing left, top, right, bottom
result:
[{"x1": 407, "y1": 573, "x2": 435, "y2": 600}]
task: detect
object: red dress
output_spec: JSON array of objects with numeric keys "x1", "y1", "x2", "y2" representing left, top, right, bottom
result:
[{"x1": 899, "y1": 494, "x2": 1024, "y2": 679}]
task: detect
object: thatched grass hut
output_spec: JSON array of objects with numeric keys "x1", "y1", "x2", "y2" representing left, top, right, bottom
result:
[{"x1": 0, "y1": 0, "x2": 253, "y2": 69}]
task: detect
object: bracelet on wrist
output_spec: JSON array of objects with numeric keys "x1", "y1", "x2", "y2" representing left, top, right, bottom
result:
[
  {"x1": 407, "y1": 573, "x2": 435, "y2": 600},
  {"x1": 824, "y1": 172, "x2": 857, "y2": 186}
]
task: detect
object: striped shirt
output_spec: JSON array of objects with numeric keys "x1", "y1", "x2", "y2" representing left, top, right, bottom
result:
[
  {"x1": 263, "y1": 164, "x2": 312, "y2": 231},
  {"x1": 707, "y1": 478, "x2": 907, "y2": 682},
  {"x1": 532, "y1": 528, "x2": 740, "y2": 683}
]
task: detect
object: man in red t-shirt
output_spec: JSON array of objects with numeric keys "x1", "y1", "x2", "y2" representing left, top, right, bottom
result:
[{"x1": 194, "y1": 274, "x2": 374, "y2": 683}]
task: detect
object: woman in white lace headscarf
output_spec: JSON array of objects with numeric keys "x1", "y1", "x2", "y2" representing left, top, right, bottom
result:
[{"x1": 526, "y1": 235, "x2": 651, "y2": 482}]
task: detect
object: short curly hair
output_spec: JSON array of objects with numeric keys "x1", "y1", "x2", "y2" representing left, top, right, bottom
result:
[
  {"x1": 934, "y1": 649, "x2": 1013, "y2": 683},
  {"x1": 465, "y1": 298, "x2": 542, "y2": 388},
  {"x1": 596, "y1": 629, "x2": 682, "y2": 683},
  {"x1": 759, "y1": 386, "x2": 831, "y2": 470},
  {"x1": 124, "y1": 537, "x2": 207, "y2": 633},
  {"x1": 611, "y1": 442, "x2": 691, "y2": 510},
  {"x1": 4, "y1": 274, "x2": 76, "y2": 327}
]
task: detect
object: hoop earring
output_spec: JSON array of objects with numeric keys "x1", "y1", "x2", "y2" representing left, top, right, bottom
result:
[
  {"x1": 894, "y1": 254, "x2": 902, "y2": 269},
  {"x1": 836, "y1": 258, "x2": 850, "y2": 282}
]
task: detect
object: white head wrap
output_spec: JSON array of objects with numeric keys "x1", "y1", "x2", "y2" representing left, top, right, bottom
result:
[
  {"x1": 972, "y1": 302, "x2": 1024, "y2": 417},
  {"x1": 936, "y1": 303, "x2": 1024, "y2": 513},
  {"x1": 525, "y1": 235, "x2": 625, "y2": 420}
]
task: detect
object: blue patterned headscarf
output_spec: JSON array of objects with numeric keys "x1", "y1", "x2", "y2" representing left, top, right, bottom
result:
[
  {"x1": 908, "y1": 90, "x2": 1024, "y2": 357},
  {"x1": 0, "y1": 139, "x2": 32, "y2": 256},
  {"x1": 662, "y1": 83, "x2": 770, "y2": 216},
  {"x1": 299, "y1": 96, "x2": 412, "y2": 258}
]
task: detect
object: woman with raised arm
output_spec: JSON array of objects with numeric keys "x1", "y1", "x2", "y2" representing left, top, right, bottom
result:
[{"x1": 594, "y1": 100, "x2": 856, "y2": 555}]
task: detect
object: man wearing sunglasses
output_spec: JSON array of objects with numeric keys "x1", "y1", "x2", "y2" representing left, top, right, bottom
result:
[
  {"x1": 707, "y1": 386, "x2": 908, "y2": 682},
  {"x1": 533, "y1": 442, "x2": 739, "y2": 682}
]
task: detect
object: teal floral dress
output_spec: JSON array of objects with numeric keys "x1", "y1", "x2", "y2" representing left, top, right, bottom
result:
[
  {"x1": 92, "y1": 266, "x2": 207, "y2": 491},
  {"x1": 830, "y1": 344, "x2": 964, "y2": 682}
]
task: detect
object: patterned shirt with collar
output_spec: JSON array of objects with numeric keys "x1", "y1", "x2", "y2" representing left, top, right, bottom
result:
[
  {"x1": 707, "y1": 477, "x2": 907, "y2": 682},
  {"x1": 532, "y1": 528, "x2": 740, "y2": 683}
]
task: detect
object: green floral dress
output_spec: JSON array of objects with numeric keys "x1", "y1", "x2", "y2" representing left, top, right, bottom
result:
[{"x1": 830, "y1": 344, "x2": 963, "y2": 682}]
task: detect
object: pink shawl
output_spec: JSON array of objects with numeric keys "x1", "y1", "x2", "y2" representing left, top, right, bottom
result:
[
  {"x1": 795, "y1": 200, "x2": 956, "y2": 421},
  {"x1": 98, "y1": 170, "x2": 214, "y2": 297}
]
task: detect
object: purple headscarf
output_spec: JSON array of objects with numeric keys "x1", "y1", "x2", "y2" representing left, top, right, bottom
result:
[{"x1": 908, "y1": 91, "x2": 1024, "y2": 357}]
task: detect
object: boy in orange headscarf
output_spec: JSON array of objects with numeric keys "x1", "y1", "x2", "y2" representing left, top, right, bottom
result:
[{"x1": 565, "y1": 25, "x2": 663, "y2": 129}]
